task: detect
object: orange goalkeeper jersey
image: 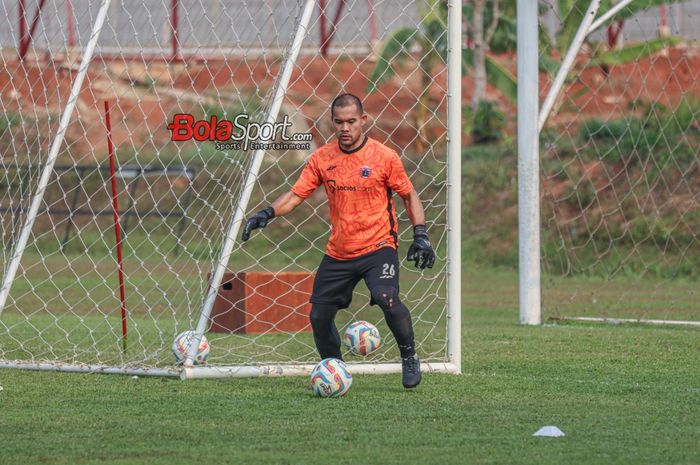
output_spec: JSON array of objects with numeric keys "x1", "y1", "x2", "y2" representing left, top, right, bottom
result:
[{"x1": 291, "y1": 137, "x2": 414, "y2": 260}]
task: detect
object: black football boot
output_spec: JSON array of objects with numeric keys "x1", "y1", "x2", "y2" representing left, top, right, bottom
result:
[{"x1": 401, "y1": 354, "x2": 421, "y2": 388}]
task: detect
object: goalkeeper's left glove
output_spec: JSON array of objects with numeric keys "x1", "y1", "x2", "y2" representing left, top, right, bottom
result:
[
  {"x1": 241, "y1": 206, "x2": 275, "y2": 241},
  {"x1": 406, "y1": 224, "x2": 435, "y2": 269}
]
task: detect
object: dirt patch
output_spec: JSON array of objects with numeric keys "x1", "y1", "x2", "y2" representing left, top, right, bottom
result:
[{"x1": 2, "y1": 45, "x2": 699, "y2": 163}]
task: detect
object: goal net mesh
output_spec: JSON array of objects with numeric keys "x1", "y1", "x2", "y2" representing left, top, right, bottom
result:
[
  {"x1": 539, "y1": 1, "x2": 699, "y2": 324},
  {"x1": 0, "y1": 0, "x2": 452, "y2": 372}
]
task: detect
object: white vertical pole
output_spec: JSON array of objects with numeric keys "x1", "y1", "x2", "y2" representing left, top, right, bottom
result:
[
  {"x1": 446, "y1": 0, "x2": 462, "y2": 371},
  {"x1": 185, "y1": 0, "x2": 316, "y2": 366},
  {"x1": 517, "y1": 0, "x2": 541, "y2": 325},
  {"x1": 0, "y1": 0, "x2": 113, "y2": 317}
]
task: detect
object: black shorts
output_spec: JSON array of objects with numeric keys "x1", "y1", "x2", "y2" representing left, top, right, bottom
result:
[{"x1": 310, "y1": 247, "x2": 400, "y2": 309}]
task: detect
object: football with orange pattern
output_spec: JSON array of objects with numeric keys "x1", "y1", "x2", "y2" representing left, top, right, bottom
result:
[
  {"x1": 343, "y1": 321, "x2": 381, "y2": 356},
  {"x1": 310, "y1": 358, "x2": 352, "y2": 397}
]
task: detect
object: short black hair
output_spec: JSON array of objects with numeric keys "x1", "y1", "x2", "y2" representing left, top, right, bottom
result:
[{"x1": 331, "y1": 93, "x2": 363, "y2": 116}]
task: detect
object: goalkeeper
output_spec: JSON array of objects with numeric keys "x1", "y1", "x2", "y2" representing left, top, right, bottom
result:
[{"x1": 242, "y1": 94, "x2": 435, "y2": 388}]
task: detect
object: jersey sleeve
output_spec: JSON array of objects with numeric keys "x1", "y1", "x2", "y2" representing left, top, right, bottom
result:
[
  {"x1": 291, "y1": 153, "x2": 322, "y2": 199},
  {"x1": 386, "y1": 151, "x2": 414, "y2": 196}
]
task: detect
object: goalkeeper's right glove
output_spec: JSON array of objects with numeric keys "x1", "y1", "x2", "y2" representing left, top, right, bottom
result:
[
  {"x1": 406, "y1": 224, "x2": 435, "y2": 269},
  {"x1": 241, "y1": 206, "x2": 275, "y2": 241}
]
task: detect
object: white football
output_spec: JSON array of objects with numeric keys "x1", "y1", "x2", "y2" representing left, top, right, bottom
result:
[
  {"x1": 343, "y1": 320, "x2": 381, "y2": 356},
  {"x1": 172, "y1": 330, "x2": 210, "y2": 365},
  {"x1": 310, "y1": 358, "x2": 352, "y2": 397}
]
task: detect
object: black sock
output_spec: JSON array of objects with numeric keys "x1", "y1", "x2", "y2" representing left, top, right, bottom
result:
[{"x1": 309, "y1": 303, "x2": 343, "y2": 360}]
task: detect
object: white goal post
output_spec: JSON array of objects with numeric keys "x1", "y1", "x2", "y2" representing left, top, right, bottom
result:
[
  {"x1": 0, "y1": 0, "x2": 461, "y2": 378},
  {"x1": 518, "y1": 0, "x2": 700, "y2": 326}
]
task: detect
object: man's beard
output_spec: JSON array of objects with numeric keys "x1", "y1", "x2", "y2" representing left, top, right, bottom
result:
[{"x1": 339, "y1": 134, "x2": 355, "y2": 147}]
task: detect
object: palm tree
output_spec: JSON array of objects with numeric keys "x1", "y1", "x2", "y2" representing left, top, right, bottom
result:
[
  {"x1": 365, "y1": 1, "x2": 450, "y2": 149},
  {"x1": 367, "y1": 0, "x2": 681, "y2": 146},
  {"x1": 365, "y1": 0, "x2": 517, "y2": 148},
  {"x1": 541, "y1": 0, "x2": 680, "y2": 118}
]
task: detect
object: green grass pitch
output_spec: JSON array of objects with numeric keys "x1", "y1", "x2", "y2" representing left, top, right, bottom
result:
[{"x1": 0, "y1": 268, "x2": 698, "y2": 465}]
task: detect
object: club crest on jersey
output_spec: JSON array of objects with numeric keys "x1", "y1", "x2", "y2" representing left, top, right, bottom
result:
[{"x1": 360, "y1": 166, "x2": 372, "y2": 178}]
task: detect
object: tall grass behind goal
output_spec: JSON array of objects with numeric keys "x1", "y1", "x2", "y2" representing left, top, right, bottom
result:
[
  {"x1": 535, "y1": 1, "x2": 699, "y2": 326},
  {"x1": 0, "y1": 0, "x2": 461, "y2": 377}
]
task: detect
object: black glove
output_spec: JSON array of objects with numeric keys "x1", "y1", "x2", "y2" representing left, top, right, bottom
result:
[
  {"x1": 406, "y1": 225, "x2": 435, "y2": 269},
  {"x1": 241, "y1": 206, "x2": 275, "y2": 241}
]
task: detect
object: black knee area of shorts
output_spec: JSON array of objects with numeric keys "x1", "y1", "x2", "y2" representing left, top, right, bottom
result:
[
  {"x1": 369, "y1": 286, "x2": 399, "y2": 312},
  {"x1": 310, "y1": 303, "x2": 336, "y2": 329},
  {"x1": 309, "y1": 303, "x2": 343, "y2": 360}
]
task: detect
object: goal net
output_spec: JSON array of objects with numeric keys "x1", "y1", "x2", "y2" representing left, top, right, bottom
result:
[
  {"x1": 0, "y1": 0, "x2": 461, "y2": 377},
  {"x1": 538, "y1": 1, "x2": 699, "y2": 326}
]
